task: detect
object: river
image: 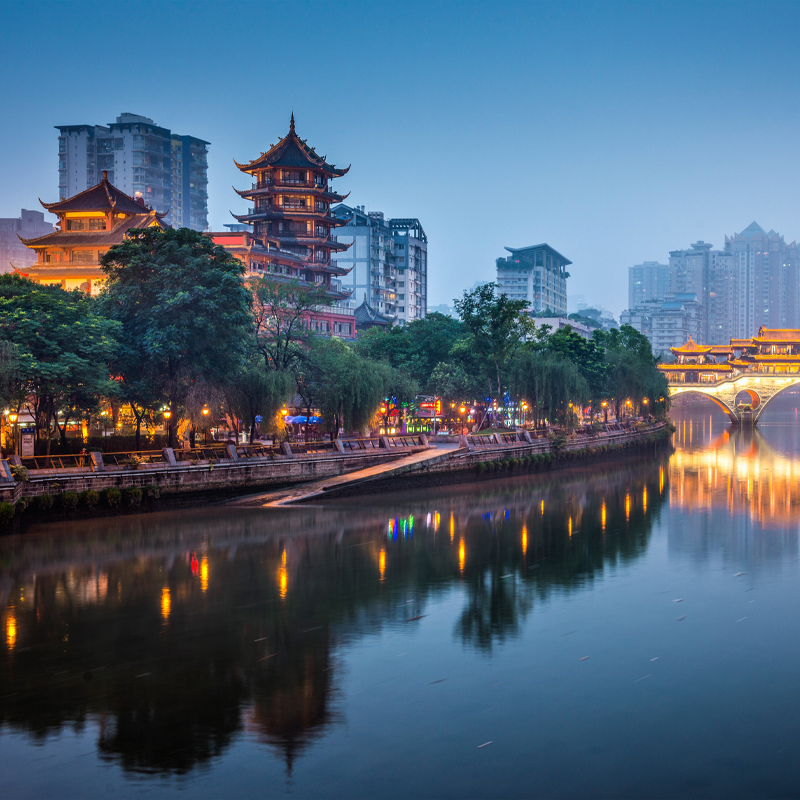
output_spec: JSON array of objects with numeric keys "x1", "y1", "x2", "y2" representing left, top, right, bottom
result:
[{"x1": 2, "y1": 397, "x2": 800, "y2": 798}]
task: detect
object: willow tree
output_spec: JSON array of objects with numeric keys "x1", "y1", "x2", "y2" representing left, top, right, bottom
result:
[{"x1": 510, "y1": 351, "x2": 589, "y2": 427}]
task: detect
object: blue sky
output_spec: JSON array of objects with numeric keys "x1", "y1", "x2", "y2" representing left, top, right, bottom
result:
[{"x1": 3, "y1": 0, "x2": 800, "y2": 314}]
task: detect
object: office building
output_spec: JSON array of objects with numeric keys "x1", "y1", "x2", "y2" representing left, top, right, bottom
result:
[
  {"x1": 331, "y1": 205, "x2": 428, "y2": 324},
  {"x1": 56, "y1": 113, "x2": 209, "y2": 230},
  {"x1": 496, "y1": 244, "x2": 570, "y2": 317},
  {"x1": 628, "y1": 261, "x2": 670, "y2": 308},
  {"x1": 0, "y1": 210, "x2": 53, "y2": 274}
]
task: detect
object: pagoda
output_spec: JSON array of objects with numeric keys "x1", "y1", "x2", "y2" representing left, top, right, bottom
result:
[
  {"x1": 225, "y1": 115, "x2": 352, "y2": 294},
  {"x1": 18, "y1": 171, "x2": 168, "y2": 294}
]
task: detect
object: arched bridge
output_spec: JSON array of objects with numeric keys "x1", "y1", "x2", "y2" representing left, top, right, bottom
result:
[{"x1": 668, "y1": 374, "x2": 800, "y2": 424}]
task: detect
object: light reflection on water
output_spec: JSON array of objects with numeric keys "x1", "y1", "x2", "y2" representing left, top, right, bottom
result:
[{"x1": 2, "y1": 394, "x2": 800, "y2": 797}]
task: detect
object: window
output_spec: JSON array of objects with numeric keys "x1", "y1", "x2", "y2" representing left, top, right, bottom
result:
[
  {"x1": 114, "y1": 139, "x2": 124, "y2": 150},
  {"x1": 66, "y1": 218, "x2": 106, "y2": 231},
  {"x1": 72, "y1": 250, "x2": 95, "y2": 263}
]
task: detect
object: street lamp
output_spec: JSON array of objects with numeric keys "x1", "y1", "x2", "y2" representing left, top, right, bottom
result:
[
  {"x1": 201, "y1": 406, "x2": 210, "y2": 417},
  {"x1": 7, "y1": 411, "x2": 18, "y2": 456},
  {"x1": 601, "y1": 400, "x2": 608, "y2": 424}
]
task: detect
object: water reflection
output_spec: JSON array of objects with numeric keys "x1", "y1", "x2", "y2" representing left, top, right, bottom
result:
[{"x1": 0, "y1": 455, "x2": 665, "y2": 776}]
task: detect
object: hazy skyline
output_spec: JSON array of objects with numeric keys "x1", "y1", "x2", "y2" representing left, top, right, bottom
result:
[{"x1": 3, "y1": 0, "x2": 800, "y2": 315}]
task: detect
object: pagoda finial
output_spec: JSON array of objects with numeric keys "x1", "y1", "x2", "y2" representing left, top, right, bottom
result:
[{"x1": 290, "y1": 112, "x2": 295, "y2": 133}]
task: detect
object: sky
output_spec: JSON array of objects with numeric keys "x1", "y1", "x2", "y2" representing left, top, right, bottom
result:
[{"x1": 3, "y1": 0, "x2": 800, "y2": 316}]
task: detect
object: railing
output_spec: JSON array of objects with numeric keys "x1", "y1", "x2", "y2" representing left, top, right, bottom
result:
[
  {"x1": 20, "y1": 454, "x2": 95, "y2": 470},
  {"x1": 339, "y1": 438, "x2": 382, "y2": 451},
  {"x1": 103, "y1": 450, "x2": 169, "y2": 467},
  {"x1": 383, "y1": 435, "x2": 419, "y2": 448}
]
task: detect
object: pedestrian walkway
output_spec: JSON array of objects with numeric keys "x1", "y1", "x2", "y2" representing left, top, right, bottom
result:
[{"x1": 229, "y1": 446, "x2": 451, "y2": 507}]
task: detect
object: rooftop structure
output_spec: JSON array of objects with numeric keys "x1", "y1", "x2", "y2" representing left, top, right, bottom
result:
[
  {"x1": 18, "y1": 171, "x2": 168, "y2": 293},
  {"x1": 496, "y1": 244, "x2": 570, "y2": 317}
]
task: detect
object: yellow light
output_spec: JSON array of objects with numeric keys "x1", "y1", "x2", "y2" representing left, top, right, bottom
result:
[
  {"x1": 390, "y1": 427, "x2": 396, "y2": 434},
  {"x1": 459, "y1": 406, "x2": 466, "y2": 414},
  {"x1": 282, "y1": 549, "x2": 287, "y2": 566},
  {"x1": 643, "y1": 486, "x2": 648, "y2": 514},
  {"x1": 625, "y1": 493, "x2": 631, "y2": 521},
  {"x1": 8, "y1": 412, "x2": 17, "y2": 424},
  {"x1": 601, "y1": 401, "x2": 608, "y2": 408},
  {"x1": 280, "y1": 408, "x2": 288, "y2": 416},
  {"x1": 540, "y1": 500, "x2": 545, "y2": 515},
  {"x1": 659, "y1": 467, "x2": 665, "y2": 493},
  {"x1": 434, "y1": 511, "x2": 440, "y2": 531},
  {"x1": 161, "y1": 587, "x2": 171, "y2": 619},
  {"x1": 6, "y1": 611, "x2": 16, "y2": 650},
  {"x1": 601, "y1": 501, "x2": 606, "y2": 531},
  {"x1": 379, "y1": 548, "x2": 386, "y2": 581},
  {"x1": 568, "y1": 517, "x2": 572, "y2": 537},
  {"x1": 458, "y1": 538, "x2": 465, "y2": 573},
  {"x1": 450, "y1": 512, "x2": 455, "y2": 541},
  {"x1": 278, "y1": 567, "x2": 288, "y2": 599},
  {"x1": 521, "y1": 524, "x2": 528, "y2": 556},
  {"x1": 200, "y1": 557, "x2": 209, "y2": 592},
  {"x1": 163, "y1": 410, "x2": 172, "y2": 420},
  {"x1": 202, "y1": 406, "x2": 210, "y2": 416}
]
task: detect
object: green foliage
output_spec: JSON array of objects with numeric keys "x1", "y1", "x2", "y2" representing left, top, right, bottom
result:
[
  {"x1": 100, "y1": 228, "x2": 252, "y2": 446},
  {"x1": 454, "y1": 283, "x2": 533, "y2": 400},
  {"x1": 118, "y1": 455, "x2": 142, "y2": 468},
  {"x1": 35, "y1": 494, "x2": 53, "y2": 513},
  {"x1": 0, "y1": 274, "x2": 120, "y2": 452},
  {"x1": 124, "y1": 487, "x2": 143, "y2": 506},
  {"x1": 103, "y1": 487, "x2": 122, "y2": 508},
  {"x1": 14, "y1": 497, "x2": 28, "y2": 514},
  {"x1": 546, "y1": 325, "x2": 606, "y2": 400},
  {"x1": 144, "y1": 484, "x2": 160, "y2": 500},
  {"x1": 510, "y1": 351, "x2": 589, "y2": 425},
  {"x1": 0, "y1": 501, "x2": 14, "y2": 525},
  {"x1": 80, "y1": 489, "x2": 100, "y2": 508},
  {"x1": 59, "y1": 491, "x2": 79, "y2": 511},
  {"x1": 11, "y1": 464, "x2": 29, "y2": 482}
]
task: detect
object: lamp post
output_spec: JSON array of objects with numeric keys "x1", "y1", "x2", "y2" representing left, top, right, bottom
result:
[
  {"x1": 8, "y1": 411, "x2": 18, "y2": 456},
  {"x1": 601, "y1": 400, "x2": 608, "y2": 425},
  {"x1": 642, "y1": 397, "x2": 649, "y2": 420}
]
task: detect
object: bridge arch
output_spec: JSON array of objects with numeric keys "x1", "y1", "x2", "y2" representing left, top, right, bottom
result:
[
  {"x1": 669, "y1": 388, "x2": 737, "y2": 422},
  {"x1": 753, "y1": 381, "x2": 800, "y2": 422}
]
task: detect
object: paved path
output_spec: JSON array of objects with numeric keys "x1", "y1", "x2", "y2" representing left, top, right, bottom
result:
[{"x1": 228, "y1": 447, "x2": 453, "y2": 507}]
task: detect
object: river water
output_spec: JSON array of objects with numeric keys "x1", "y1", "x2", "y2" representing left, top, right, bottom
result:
[{"x1": 3, "y1": 399, "x2": 800, "y2": 798}]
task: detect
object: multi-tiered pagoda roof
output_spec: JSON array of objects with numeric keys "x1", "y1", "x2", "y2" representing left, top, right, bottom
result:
[{"x1": 228, "y1": 116, "x2": 353, "y2": 299}]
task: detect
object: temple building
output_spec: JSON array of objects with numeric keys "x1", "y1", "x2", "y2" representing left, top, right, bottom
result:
[
  {"x1": 207, "y1": 116, "x2": 356, "y2": 338},
  {"x1": 17, "y1": 171, "x2": 168, "y2": 293}
]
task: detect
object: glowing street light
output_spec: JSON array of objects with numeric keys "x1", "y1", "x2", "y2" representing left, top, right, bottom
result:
[
  {"x1": 8, "y1": 412, "x2": 18, "y2": 424},
  {"x1": 163, "y1": 410, "x2": 172, "y2": 420},
  {"x1": 201, "y1": 406, "x2": 210, "y2": 416},
  {"x1": 601, "y1": 400, "x2": 608, "y2": 424}
]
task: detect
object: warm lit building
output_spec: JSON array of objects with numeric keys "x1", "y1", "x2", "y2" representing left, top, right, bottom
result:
[
  {"x1": 17, "y1": 171, "x2": 168, "y2": 293},
  {"x1": 208, "y1": 116, "x2": 356, "y2": 338}
]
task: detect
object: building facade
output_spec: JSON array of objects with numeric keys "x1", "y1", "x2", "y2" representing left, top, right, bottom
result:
[
  {"x1": 496, "y1": 244, "x2": 570, "y2": 317},
  {"x1": 330, "y1": 205, "x2": 428, "y2": 324},
  {"x1": 628, "y1": 261, "x2": 670, "y2": 309},
  {"x1": 622, "y1": 293, "x2": 702, "y2": 356},
  {"x1": 209, "y1": 116, "x2": 356, "y2": 339},
  {"x1": 18, "y1": 172, "x2": 168, "y2": 293},
  {"x1": 0, "y1": 210, "x2": 53, "y2": 274},
  {"x1": 56, "y1": 113, "x2": 209, "y2": 230}
]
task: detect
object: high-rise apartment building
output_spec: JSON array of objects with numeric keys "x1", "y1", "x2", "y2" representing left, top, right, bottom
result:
[
  {"x1": 331, "y1": 205, "x2": 428, "y2": 324},
  {"x1": 724, "y1": 222, "x2": 800, "y2": 337},
  {"x1": 56, "y1": 113, "x2": 209, "y2": 230},
  {"x1": 0, "y1": 210, "x2": 53, "y2": 274},
  {"x1": 495, "y1": 244, "x2": 570, "y2": 317},
  {"x1": 628, "y1": 261, "x2": 670, "y2": 308}
]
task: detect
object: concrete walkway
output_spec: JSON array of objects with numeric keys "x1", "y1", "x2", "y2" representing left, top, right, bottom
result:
[{"x1": 228, "y1": 446, "x2": 453, "y2": 507}]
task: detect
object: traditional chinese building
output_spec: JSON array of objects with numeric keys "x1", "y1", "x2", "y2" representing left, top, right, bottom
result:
[
  {"x1": 17, "y1": 171, "x2": 168, "y2": 294},
  {"x1": 207, "y1": 116, "x2": 356, "y2": 338},
  {"x1": 660, "y1": 328, "x2": 800, "y2": 383}
]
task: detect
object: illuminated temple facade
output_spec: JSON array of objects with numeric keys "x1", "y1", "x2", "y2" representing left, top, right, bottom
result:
[
  {"x1": 660, "y1": 328, "x2": 800, "y2": 382},
  {"x1": 17, "y1": 171, "x2": 168, "y2": 294},
  {"x1": 208, "y1": 116, "x2": 356, "y2": 338}
]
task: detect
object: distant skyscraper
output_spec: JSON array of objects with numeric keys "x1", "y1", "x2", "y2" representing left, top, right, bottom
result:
[
  {"x1": 724, "y1": 222, "x2": 800, "y2": 337},
  {"x1": 496, "y1": 244, "x2": 570, "y2": 317},
  {"x1": 56, "y1": 113, "x2": 209, "y2": 231},
  {"x1": 628, "y1": 261, "x2": 670, "y2": 308}
]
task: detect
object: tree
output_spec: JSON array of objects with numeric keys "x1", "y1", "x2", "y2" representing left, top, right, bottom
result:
[
  {"x1": 453, "y1": 284, "x2": 533, "y2": 406},
  {"x1": 546, "y1": 325, "x2": 607, "y2": 404},
  {"x1": 100, "y1": 228, "x2": 252, "y2": 448},
  {"x1": 252, "y1": 277, "x2": 332, "y2": 372},
  {"x1": 0, "y1": 275, "x2": 120, "y2": 454}
]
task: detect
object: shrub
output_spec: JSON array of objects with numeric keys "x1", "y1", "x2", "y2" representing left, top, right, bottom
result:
[
  {"x1": 15, "y1": 497, "x2": 28, "y2": 514},
  {"x1": 103, "y1": 487, "x2": 122, "y2": 508},
  {"x1": 80, "y1": 489, "x2": 100, "y2": 509},
  {"x1": 35, "y1": 494, "x2": 54, "y2": 513},
  {"x1": 144, "y1": 484, "x2": 160, "y2": 500},
  {"x1": 124, "y1": 487, "x2": 143, "y2": 506},
  {"x1": 118, "y1": 455, "x2": 142, "y2": 469},
  {"x1": 11, "y1": 464, "x2": 29, "y2": 482},
  {"x1": 0, "y1": 501, "x2": 14, "y2": 525},
  {"x1": 60, "y1": 491, "x2": 79, "y2": 511}
]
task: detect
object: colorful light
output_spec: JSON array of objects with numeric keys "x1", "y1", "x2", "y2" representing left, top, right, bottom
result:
[
  {"x1": 379, "y1": 548, "x2": 386, "y2": 581},
  {"x1": 161, "y1": 587, "x2": 171, "y2": 620}
]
